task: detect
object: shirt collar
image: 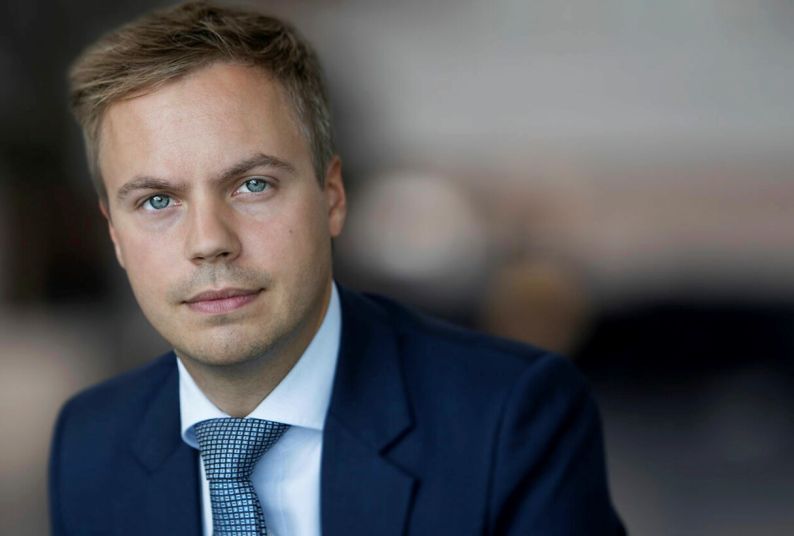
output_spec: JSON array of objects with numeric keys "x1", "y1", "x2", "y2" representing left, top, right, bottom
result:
[{"x1": 178, "y1": 283, "x2": 342, "y2": 449}]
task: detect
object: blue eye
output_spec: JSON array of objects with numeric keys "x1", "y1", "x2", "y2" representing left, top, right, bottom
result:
[
  {"x1": 143, "y1": 194, "x2": 171, "y2": 210},
  {"x1": 240, "y1": 178, "x2": 269, "y2": 193}
]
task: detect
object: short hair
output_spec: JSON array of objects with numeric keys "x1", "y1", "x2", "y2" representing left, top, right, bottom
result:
[{"x1": 69, "y1": 1, "x2": 334, "y2": 200}]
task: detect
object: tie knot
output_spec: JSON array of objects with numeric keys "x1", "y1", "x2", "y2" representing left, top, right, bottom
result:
[{"x1": 193, "y1": 417, "x2": 289, "y2": 481}]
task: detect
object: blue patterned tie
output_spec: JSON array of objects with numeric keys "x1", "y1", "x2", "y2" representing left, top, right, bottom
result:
[{"x1": 193, "y1": 418, "x2": 289, "y2": 536}]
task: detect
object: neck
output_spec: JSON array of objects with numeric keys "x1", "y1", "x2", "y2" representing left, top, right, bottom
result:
[{"x1": 178, "y1": 281, "x2": 333, "y2": 417}]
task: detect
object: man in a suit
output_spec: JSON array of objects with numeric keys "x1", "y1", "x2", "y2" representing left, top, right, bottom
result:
[{"x1": 50, "y1": 2, "x2": 625, "y2": 534}]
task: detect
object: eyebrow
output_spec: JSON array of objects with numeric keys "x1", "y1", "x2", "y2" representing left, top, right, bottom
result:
[{"x1": 115, "y1": 152, "x2": 297, "y2": 203}]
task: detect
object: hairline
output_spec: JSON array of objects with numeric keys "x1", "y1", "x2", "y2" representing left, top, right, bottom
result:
[{"x1": 91, "y1": 59, "x2": 325, "y2": 204}]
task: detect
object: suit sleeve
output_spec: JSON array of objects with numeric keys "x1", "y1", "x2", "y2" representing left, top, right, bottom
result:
[{"x1": 487, "y1": 354, "x2": 626, "y2": 535}]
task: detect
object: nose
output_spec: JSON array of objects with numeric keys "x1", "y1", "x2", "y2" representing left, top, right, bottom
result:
[{"x1": 184, "y1": 198, "x2": 242, "y2": 264}]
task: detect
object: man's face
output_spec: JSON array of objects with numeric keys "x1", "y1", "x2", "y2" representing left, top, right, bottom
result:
[{"x1": 98, "y1": 62, "x2": 346, "y2": 368}]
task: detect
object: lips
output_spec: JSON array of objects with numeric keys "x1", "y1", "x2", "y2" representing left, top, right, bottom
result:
[{"x1": 184, "y1": 288, "x2": 262, "y2": 314}]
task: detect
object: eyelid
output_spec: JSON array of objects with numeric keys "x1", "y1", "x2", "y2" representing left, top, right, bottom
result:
[
  {"x1": 138, "y1": 192, "x2": 179, "y2": 211},
  {"x1": 234, "y1": 175, "x2": 275, "y2": 194}
]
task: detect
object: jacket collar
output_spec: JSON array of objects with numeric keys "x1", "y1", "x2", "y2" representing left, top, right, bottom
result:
[
  {"x1": 131, "y1": 356, "x2": 184, "y2": 471},
  {"x1": 127, "y1": 355, "x2": 202, "y2": 534}
]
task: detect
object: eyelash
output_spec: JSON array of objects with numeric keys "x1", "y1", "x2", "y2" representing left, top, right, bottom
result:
[
  {"x1": 138, "y1": 177, "x2": 274, "y2": 211},
  {"x1": 234, "y1": 176, "x2": 273, "y2": 195},
  {"x1": 141, "y1": 194, "x2": 176, "y2": 211}
]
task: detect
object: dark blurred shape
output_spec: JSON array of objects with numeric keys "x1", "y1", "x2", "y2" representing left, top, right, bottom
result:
[
  {"x1": 577, "y1": 298, "x2": 794, "y2": 535},
  {"x1": 578, "y1": 299, "x2": 794, "y2": 380}
]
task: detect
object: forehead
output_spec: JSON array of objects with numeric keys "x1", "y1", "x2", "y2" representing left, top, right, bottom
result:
[{"x1": 97, "y1": 62, "x2": 308, "y2": 187}]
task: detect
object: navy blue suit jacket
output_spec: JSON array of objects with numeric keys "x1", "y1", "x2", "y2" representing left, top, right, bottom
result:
[{"x1": 49, "y1": 288, "x2": 624, "y2": 535}]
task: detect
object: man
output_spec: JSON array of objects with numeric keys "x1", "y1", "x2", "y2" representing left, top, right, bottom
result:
[{"x1": 49, "y1": 2, "x2": 625, "y2": 535}]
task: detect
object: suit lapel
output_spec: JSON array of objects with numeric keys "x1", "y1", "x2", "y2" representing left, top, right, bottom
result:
[
  {"x1": 120, "y1": 357, "x2": 202, "y2": 535},
  {"x1": 322, "y1": 289, "x2": 417, "y2": 536}
]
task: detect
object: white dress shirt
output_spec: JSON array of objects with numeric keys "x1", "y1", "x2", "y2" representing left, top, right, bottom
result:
[{"x1": 177, "y1": 284, "x2": 341, "y2": 536}]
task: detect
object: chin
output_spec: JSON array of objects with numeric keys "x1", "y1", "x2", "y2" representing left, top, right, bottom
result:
[{"x1": 175, "y1": 335, "x2": 277, "y2": 369}]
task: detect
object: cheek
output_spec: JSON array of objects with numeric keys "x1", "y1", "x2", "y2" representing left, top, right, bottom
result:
[
  {"x1": 118, "y1": 233, "x2": 174, "y2": 292},
  {"x1": 244, "y1": 220, "x2": 313, "y2": 269},
  {"x1": 256, "y1": 197, "x2": 328, "y2": 253}
]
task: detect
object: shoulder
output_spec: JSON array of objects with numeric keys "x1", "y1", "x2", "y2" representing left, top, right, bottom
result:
[
  {"x1": 348, "y1": 292, "x2": 623, "y2": 533},
  {"x1": 49, "y1": 353, "x2": 185, "y2": 533},
  {"x1": 50, "y1": 353, "x2": 178, "y2": 495},
  {"x1": 335, "y1": 289, "x2": 625, "y2": 533},
  {"x1": 53, "y1": 353, "x2": 176, "y2": 445},
  {"x1": 340, "y1": 287, "x2": 588, "y2": 423},
  {"x1": 346, "y1": 287, "x2": 585, "y2": 391}
]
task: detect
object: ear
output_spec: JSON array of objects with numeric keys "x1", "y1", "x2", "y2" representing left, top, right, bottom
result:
[
  {"x1": 323, "y1": 156, "x2": 347, "y2": 238},
  {"x1": 99, "y1": 199, "x2": 126, "y2": 270}
]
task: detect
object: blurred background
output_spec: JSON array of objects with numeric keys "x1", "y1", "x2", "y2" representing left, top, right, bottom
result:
[{"x1": 2, "y1": 0, "x2": 794, "y2": 534}]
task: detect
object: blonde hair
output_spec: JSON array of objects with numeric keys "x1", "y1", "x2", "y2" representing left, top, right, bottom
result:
[{"x1": 69, "y1": 1, "x2": 334, "y2": 199}]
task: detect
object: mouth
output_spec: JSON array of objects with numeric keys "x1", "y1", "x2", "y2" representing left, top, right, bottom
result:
[{"x1": 183, "y1": 287, "x2": 263, "y2": 314}]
